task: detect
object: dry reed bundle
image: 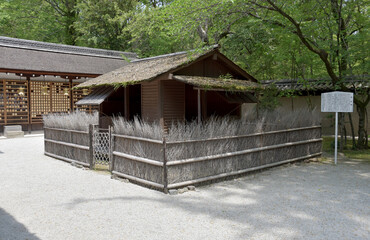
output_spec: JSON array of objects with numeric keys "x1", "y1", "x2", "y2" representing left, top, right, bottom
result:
[
  {"x1": 43, "y1": 111, "x2": 98, "y2": 131},
  {"x1": 112, "y1": 108, "x2": 320, "y2": 161}
]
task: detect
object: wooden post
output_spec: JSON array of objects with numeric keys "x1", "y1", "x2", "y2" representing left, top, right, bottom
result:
[
  {"x1": 109, "y1": 126, "x2": 115, "y2": 172},
  {"x1": 49, "y1": 82, "x2": 53, "y2": 113},
  {"x1": 69, "y1": 79, "x2": 73, "y2": 112},
  {"x1": 159, "y1": 80, "x2": 165, "y2": 129},
  {"x1": 3, "y1": 80, "x2": 7, "y2": 126},
  {"x1": 89, "y1": 124, "x2": 94, "y2": 169},
  {"x1": 201, "y1": 90, "x2": 207, "y2": 121},
  {"x1": 162, "y1": 136, "x2": 168, "y2": 194},
  {"x1": 197, "y1": 89, "x2": 201, "y2": 124},
  {"x1": 26, "y1": 76, "x2": 31, "y2": 133}
]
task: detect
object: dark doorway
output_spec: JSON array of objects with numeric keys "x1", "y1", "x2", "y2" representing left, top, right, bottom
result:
[{"x1": 129, "y1": 85, "x2": 141, "y2": 120}]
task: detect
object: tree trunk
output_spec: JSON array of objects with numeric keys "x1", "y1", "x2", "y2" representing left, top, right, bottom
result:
[
  {"x1": 339, "y1": 112, "x2": 346, "y2": 151},
  {"x1": 357, "y1": 104, "x2": 368, "y2": 149},
  {"x1": 348, "y1": 112, "x2": 356, "y2": 149}
]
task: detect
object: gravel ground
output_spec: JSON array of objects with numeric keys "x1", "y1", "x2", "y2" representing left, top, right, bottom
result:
[{"x1": 0, "y1": 135, "x2": 369, "y2": 240}]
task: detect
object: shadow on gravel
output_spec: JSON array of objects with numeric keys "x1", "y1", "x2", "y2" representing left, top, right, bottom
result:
[
  {"x1": 62, "y1": 161, "x2": 370, "y2": 239},
  {"x1": 0, "y1": 208, "x2": 40, "y2": 240}
]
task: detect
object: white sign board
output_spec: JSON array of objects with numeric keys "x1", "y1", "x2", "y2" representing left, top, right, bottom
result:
[
  {"x1": 321, "y1": 91, "x2": 354, "y2": 113},
  {"x1": 321, "y1": 91, "x2": 354, "y2": 165}
]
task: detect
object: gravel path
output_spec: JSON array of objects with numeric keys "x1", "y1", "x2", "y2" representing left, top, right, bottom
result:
[{"x1": 0, "y1": 135, "x2": 369, "y2": 240}]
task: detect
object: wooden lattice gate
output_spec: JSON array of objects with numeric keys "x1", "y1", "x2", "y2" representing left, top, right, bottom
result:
[{"x1": 92, "y1": 126, "x2": 112, "y2": 168}]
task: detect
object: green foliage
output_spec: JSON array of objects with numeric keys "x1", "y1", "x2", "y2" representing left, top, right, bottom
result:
[
  {"x1": 0, "y1": 0, "x2": 64, "y2": 42},
  {"x1": 257, "y1": 84, "x2": 281, "y2": 112},
  {"x1": 74, "y1": 0, "x2": 138, "y2": 50},
  {"x1": 322, "y1": 137, "x2": 370, "y2": 160}
]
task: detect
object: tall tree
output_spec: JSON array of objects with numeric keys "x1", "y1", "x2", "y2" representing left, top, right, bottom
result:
[
  {"x1": 44, "y1": 0, "x2": 78, "y2": 45},
  {"x1": 0, "y1": 0, "x2": 64, "y2": 42},
  {"x1": 132, "y1": 0, "x2": 368, "y2": 148},
  {"x1": 247, "y1": 0, "x2": 369, "y2": 148},
  {"x1": 74, "y1": 0, "x2": 139, "y2": 50}
]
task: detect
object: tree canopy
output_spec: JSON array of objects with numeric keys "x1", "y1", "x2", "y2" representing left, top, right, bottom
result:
[{"x1": 0, "y1": 0, "x2": 368, "y2": 147}]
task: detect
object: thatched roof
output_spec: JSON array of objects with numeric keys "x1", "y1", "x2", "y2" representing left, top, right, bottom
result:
[
  {"x1": 76, "y1": 46, "x2": 222, "y2": 88},
  {"x1": 0, "y1": 36, "x2": 137, "y2": 75},
  {"x1": 173, "y1": 75, "x2": 263, "y2": 92}
]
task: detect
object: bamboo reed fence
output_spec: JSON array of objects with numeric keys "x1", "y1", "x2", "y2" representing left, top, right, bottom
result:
[
  {"x1": 111, "y1": 125, "x2": 322, "y2": 193},
  {"x1": 44, "y1": 126, "x2": 93, "y2": 168}
]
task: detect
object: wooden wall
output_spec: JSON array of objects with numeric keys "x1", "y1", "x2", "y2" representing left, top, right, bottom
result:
[
  {"x1": 0, "y1": 79, "x2": 89, "y2": 131},
  {"x1": 174, "y1": 55, "x2": 245, "y2": 79},
  {"x1": 142, "y1": 80, "x2": 185, "y2": 127},
  {"x1": 141, "y1": 80, "x2": 160, "y2": 122},
  {"x1": 162, "y1": 80, "x2": 185, "y2": 127}
]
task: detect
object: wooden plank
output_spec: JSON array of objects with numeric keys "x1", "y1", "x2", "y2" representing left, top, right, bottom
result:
[
  {"x1": 166, "y1": 138, "x2": 322, "y2": 166},
  {"x1": 44, "y1": 151, "x2": 90, "y2": 167},
  {"x1": 44, "y1": 138, "x2": 89, "y2": 150},
  {"x1": 112, "y1": 171, "x2": 165, "y2": 190},
  {"x1": 167, "y1": 152, "x2": 322, "y2": 189}
]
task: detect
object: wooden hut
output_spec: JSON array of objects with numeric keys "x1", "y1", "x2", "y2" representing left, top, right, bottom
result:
[
  {"x1": 76, "y1": 46, "x2": 261, "y2": 128},
  {"x1": 0, "y1": 36, "x2": 136, "y2": 132}
]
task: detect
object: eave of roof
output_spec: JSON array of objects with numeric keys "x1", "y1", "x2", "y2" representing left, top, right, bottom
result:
[
  {"x1": 0, "y1": 36, "x2": 136, "y2": 75},
  {"x1": 75, "y1": 86, "x2": 115, "y2": 105},
  {"x1": 0, "y1": 36, "x2": 137, "y2": 60}
]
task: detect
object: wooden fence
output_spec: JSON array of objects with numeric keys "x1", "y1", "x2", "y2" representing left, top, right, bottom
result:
[
  {"x1": 44, "y1": 126, "x2": 93, "y2": 168},
  {"x1": 111, "y1": 125, "x2": 322, "y2": 193}
]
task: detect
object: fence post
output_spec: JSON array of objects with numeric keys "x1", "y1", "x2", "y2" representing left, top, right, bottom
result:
[
  {"x1": 109, "y1": 126, "x2": 115, "y2": 172},
  {"x1": 89, "y1": 124, "x2": 94, "y2": 169},
  {"x1": 162, "y1": 136, "x2": 168, "y2": 194}
]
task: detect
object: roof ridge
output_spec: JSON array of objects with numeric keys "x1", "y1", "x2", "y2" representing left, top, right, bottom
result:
[
  {"x1": 131, "y1": 44, "x2": 219, "y2": 63},
  {"x1": 0, "y1": 36, "x2": 137, "y2": 59}
]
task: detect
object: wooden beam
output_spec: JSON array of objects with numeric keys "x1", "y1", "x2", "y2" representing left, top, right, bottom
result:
[{"x1": 0, "y1": 68, "x2": 99, "y2": 78}]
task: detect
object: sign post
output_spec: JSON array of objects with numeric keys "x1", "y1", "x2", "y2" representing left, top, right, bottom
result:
[{"x1": 321, "y1": 91, "x2": 354, "y2": 165}]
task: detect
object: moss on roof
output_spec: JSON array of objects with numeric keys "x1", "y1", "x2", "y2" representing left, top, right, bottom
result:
[
  {"x1": 75, "y1": 45, "x2": 219, "y2": 89},
  {"x1": 173, "y1": 75, "x2": 263, "y2": 92}
]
